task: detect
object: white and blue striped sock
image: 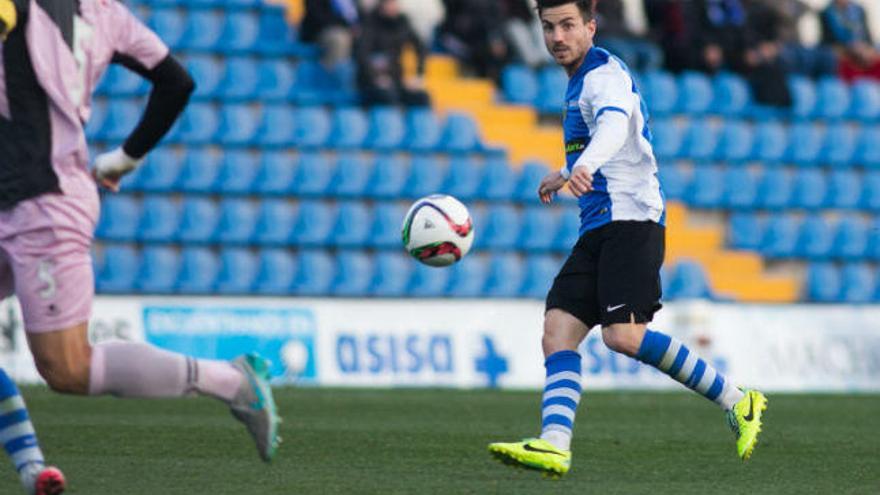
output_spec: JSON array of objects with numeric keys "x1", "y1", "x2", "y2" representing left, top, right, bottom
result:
[
  {"x1": 636, "y1": 330, "x2": 744, "y2": 410},
  {"x1": 539, "y1": 351, "x2": 582, "y2": 451},
  {"x1": 0, "y1": 370, "x2": 44, "y2": 475}
]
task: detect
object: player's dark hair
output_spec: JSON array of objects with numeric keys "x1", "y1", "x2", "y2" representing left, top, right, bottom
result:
[{"x1": 536, "y1": 0, "x2": 596, "y2": 22}]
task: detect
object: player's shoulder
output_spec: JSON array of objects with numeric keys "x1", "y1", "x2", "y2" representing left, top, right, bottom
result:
[{"x1": 582, "y1": 49, "x2": 629, "y2": 83}]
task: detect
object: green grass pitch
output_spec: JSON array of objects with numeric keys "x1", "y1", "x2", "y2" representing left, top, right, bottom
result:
[{"x1": 1, "y1": 388, "x2": 877, "y2": 494}]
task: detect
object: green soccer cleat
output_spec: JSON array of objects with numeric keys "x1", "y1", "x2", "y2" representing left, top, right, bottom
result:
[
  {"x1": 488, "y1": 438, "x2": 571, "y2": 476},
  {"x1": 230, "y1": 354, "x2": 282, "y2": 463},
  {"x1": 726, "y1": 389, "x2": 768, "y2": 461}
]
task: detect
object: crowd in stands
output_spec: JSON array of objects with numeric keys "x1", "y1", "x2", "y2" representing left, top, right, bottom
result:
[{"x1": 300, "y1": 0, "x2": 880, "y2": 108}]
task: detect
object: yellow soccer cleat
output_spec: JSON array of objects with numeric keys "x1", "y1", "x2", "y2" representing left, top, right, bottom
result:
[
  {"x1": 726, "y1": 389, "x2": 768, "y2": 461},
  {"x1": 488, "y1": 438, "x2": 571, "y2": 476}
]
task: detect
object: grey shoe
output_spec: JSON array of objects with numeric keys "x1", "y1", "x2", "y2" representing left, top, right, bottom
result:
[{"x1": 230, "y1": 353, "x2": 281, "y2": 462}]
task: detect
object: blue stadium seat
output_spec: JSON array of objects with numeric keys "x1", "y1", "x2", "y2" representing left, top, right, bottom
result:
[
  {"x1": 804, "y1": 262, "x2": 841, "y2": 302},
  {"x1": 293, "y1": 250, "x2": 335, "y2": 296},
  {"x1": 254, "y1": 199, "x2": 296, "y2": 246},
  {"x1": 862, "y1": 172, "x2": 880, "y2": 211},
  {"x1": 174, "y1": 103, "x2": 219, "y2": 145},
  {"x1": 176, "y1": 197, "x2": 220, "y2": 244},
  {"x1": 795, "y1": 216, "x2": 833, "y2": 260},
  {"x1": 723, "y1": 166, "x2": 758, "y2": 210},
  {"x1": 680, "y1": 118, "x2": 718, "y2": 161},
  {"x1": 330, "y1": 153, "x2": 372, "y2": 198},
  {"x1": 519, "y1": 207, "x2": 558, "y2": 251},
  {"x1": 758, "y1": 167, "x2": 794, "y2": 209},
  {"x1": 711, "y1": 73, "x2": 751, "y2": 116},
  {"x1": 218, "y1": 57, "x2": 259, "y2": 100},
  {"x1": 640, "y1": 71, "x2": 677, "y2": 116},
  {"x1": 666, "y1": 260, "x2": 712, "y2": 300},
  {"x1": 438, "y1": 254, "x2": 487, "y2": 297},
  {"x1": 365, "y1": 107, "x2": 406, "y2": 150},
  {"x1": 184, "y1": 55, "x2": 222, "y2": 100},
  {"x1": 255, "y1": 8, "x2": 301, "y2": 56},
  {"x1": 658, "y1": 162, "x2": 690, "y2": 202},
  {"x1": 479, "y1": 156, "x2": 517, "y2": 201},
  {"x1": 714, "y1": 121, "x2": 754, "y2": 163},
  {"x1": 137, "y1": 246, "x2": 180, "y2": 294},
  {"x1": 216, "y1": 103, "x2": 259, "y2": 146},
  {"x1": 215, "y1": 150, "x2": 258, "y2": 194},
  {"x1": 254, "y1": 151, "x2": 296, "y2": 195},
  {"x1": 867, "y1": 218, "x2": 880, "y2": 260},
  {"x1": 728, "y1": 212, "x2": 764, "y2": 251},
  {"x1": 329, "y1": 107, "x2": 369, "y2": 149},
  {"x1": 291, "y1": 60, "x2": 357, "y2": 106},
  {"x1": 515, "y1": 161, "x2": 549, "y2": 203},
  {"x1": 827, "y1": 170, "x2": 861, "y2": 210},
  {"x1": 216, "y1": 198, "x2": 258, "y2": 244},
  {"x1": 368, "y1": 202, "x2": 406, "y2": 249},
  {"x1": 367, "y1": 154, "x2": 409, "y2": 199},
  {"x1": 100, "y1": 64, "x2": 148, "y2": 97},
  {"x1": 254, "y1": 248, "x2": 297, "y2": 295},
  {"x1": 177, "y1": 149, "x2": 221, "y2": 193},
  {"x1": 293, "y1": 107, "x2": 332, "y2": 148},
  {"x1": 651, "y1": 118, "x2": 684, "y2": 161},
  {"x1": 502, "y1": 65, "x2": 539, "y2": 105},
  {"x1": 147, "y1": 8, "x2": 186, "y2": 49},
  {"x1": 220, "y1": 12, "x2": 259, "y2": 54},
  {"x1": 85, "y1": 99, "x2": 107, "y2": 140},
  {"x1": 371, "y1": 252, "x2": 412, "y2": 297},
  {"x1": 761, "y1": 214, "x2": 799, "y2": 258},
  {"x1": 408, "y1": 262, "x2": 451, "y2": 297},
  {"x1": 819, "y1": 125, "x2": 858, "y2": 168},
  {"x1": 520, "y1": 255, "x2": 560, "y2": 298},
  {"x1": 678, "y1": 72, "x2": 713, "y2": 115},
  {"x1": 792, "y1": 169, "x2": 828, "y2": 210},
  {"x1": 176, "y1": 247, "x2": 219, "y2": 294},
  {"x1": 832, "y1": 216, "x2": 868, "y2": 260},
  {"x1": 332, "y1": 251, "x2": 374, "y2": 297},
  {"x1": 784, "y1": 123, "x2": 824, "y2": 167},
  {"x1": 97, "y1": 196, "x2": 140, "y2": 242},
  {"x1": 480, "y1": 205, "x2": 520, "y2": 250},
  {"x1": 848, "y1": 79, "x2": 880, "y2": 122},
  {"x1": 255, "y1": 104, "x2": 296, "y2": 147},
  {"x1": 841, "y1": 263, "x2": 876, "y2": 303},
  {"x1": 444, "y1": 156, "x2": 483, "y2": 201},
  {"x1": 553, "y1": 213, "x2": 581, "y2": 252},
  {"x1": 856, "y1": 126, "x2": 880, "y2": 169},
  {"x1": 99, "y1": 100, "x2": 141, "y2": 142},
  {"x1": 484, "y1": 254, "x2": 525, "y2": 298},
  {"x1": 331, "y1": 201, "x2": 371, "y2": 248},
  {"x1": 138, "y1": 197, "x2": 180, "y2": 243},
  {"x1": 96, "y1": 245, "x2": 139, "y2": 294},
  {"x1": 403, "y1": 108, "x2": 442, "y2": 151},
  {"x1": 215, "y1": 248, "x2": 258, "y2": 295},
  {"x1": 788, "y1": 75, "x2": 817, "y2": 120},
  {"x1": 255, "y1": 59, "x2": 296, "y2": 101},
  {"x1": 181, "y1": 11, "x2": 223, "y2": 51},
  {"x1": 687, "y1": 164, "x2": 725, "y2": 208},
  {"x1": 292, "y1": 152, "x2": 334, "y2": 196},
  {"x1": 404, "y1": 156, "x2": 446, "y2": 199},
  {"x1": 815, "y1": 77, "x2": 851, "y2": 121},
  {"x1": 291, "y1": 200, "x2": 335, "y2": 247},
  {"x1": 753, "y1": 121, "x2": 788, "y2": 164},
  {"x1": 536, "y1": 66, "x2": 567, "y2": 114},
  {"x1": 440, "y1": 113, "x2": 482, "y2": 153}
]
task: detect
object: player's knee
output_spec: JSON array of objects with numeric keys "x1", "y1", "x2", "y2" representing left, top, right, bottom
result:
[
  {"x1": 33, "y1": 352, "x2": 91, "y2": 395},
  {"x1": 601, "y1": 325, "x2": 642, "y2": 357}
]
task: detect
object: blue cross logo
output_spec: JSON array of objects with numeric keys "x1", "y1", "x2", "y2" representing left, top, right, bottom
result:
[{"x1": 474, "y1": 336, "x2": 508, "y2": 388}]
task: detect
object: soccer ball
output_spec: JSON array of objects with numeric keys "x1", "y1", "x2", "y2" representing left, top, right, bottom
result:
[{"x1": 401, "y1": 194, "x2": 475, "y2": 267}]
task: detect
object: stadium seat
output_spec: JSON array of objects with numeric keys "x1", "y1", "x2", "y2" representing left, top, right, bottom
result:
[
  {"x1": 788, "y1": 75, "x2": 817, "y2": 120},
  {"x1": 404, "y1": 156, "x2": 447, "y2": 199},
  {"x1": 330, "y1": 107, "x2": 369, "y2": 149},
  {"x1": 678, "y1": 71, "x2": 714, "y2": 115},
  {"x1": 439, "y1": 113, "x2": 482, "y2": 153},
  {"x1": 255, "y1": 59, "x2": 296, "y2": 101},
  {"x1": 99, "y1": 100, "x2": 141, "y2": 142},
  {"x1": 371, "y1": 252, "x2": 413, "y2": 297},
  {"x1": 666, "y1": 260, "x2": 712, "y2": 299},
  {"x1": 147, "y1": 8, "x2": 186, "y2": 49},
  {"x1": 181, "y1": 11, "x2": 223, "y2": 52},
  {"x1": 408, "y1": 261, "x2": 451, "y2": 297},
  {"x1": 291, "y1": 152, "x2": 334, "y2": 197},
  {"x1": 293, "y1": 107, "x2": 332, "y2": 148},
  {"x1": 254, "y1": 151, "x2": 297, "y2": 195},
  {"x1": 640, "y1": 71, "x2": 678, "y2": 116},
  {"x1": 519, "y1": 206, "x2": 558, "y2": 251},
  {"x1": 220, "y1": 12, "x2": 259, "y2": 54},
  {"x1": 536, "y1": 66, "x2": 567, "y2": 114},
  {"x1": 254, "y1": 199, "x2": 296, "y2": 246},
  {"x1": 848, "y1": 79, "x2": 880, "y2": 122},
  {"x1": 757, "y1": 167, "x2": 794, "y2": 210},
  {"x1": 368, "y1": 202, "x2": 406, "y2": 249},
  {"x1": 714, "y1": 121, "x2": 754, "y2": 163},
  {"x1": 686, "y1": 164, "x2": 725, "y2": 208},
  {"x1": 365, "y1": 107, "x2": 406, "y2": 150},
  {"x1": 792, "y1": 169, "x2": 828, "y2": 210},
  {"x1": 216, "y1": 103, "x2": 259, "y2": 146},
  {"x1": 96, "y1": 245, "x2": 139, "y2": 294},
  {"x1": 331, "y1": 251, "x2": 373, "y2": 297},
  {"x1": 804, "y1": 262, "x2": 842, "y2": 302},
  {"x1": 331, "y1": 201, "x2": 371, "y2": 248},
  {"x1": 215, "y1": 150, "x2": 258, "y2": 195},
  {"x1": 255, "y1": 104, "x2": 296, "y2": 147},
  {"x1": 658, "y1": 162, "x2": 690, "y2": 202},
  {"x1": 176, "y1": 247, "x2": 219, "y2": 294},
  {"x1": 515, "y1": 161, "x2": 550, "y2": 203},
  {"x1": 138, "y1": 196, "x2": 180, "y2": 243},
  {"x1": 100, "y1": 64, "x2": 148, "y2": 97},
  {"x1": 292, "y1": 60, "x2": 357, "y2": 106},
  {"x1": 856, "y1": 126, "x2": 880, "y2": 169},
  {"x1": 174, "y1": 103, "x2": 220, "y2": 145},
  {"x1": 861, "y1": 172, "x2": 880, "y2": 211},
  {"x1": 819, "y1": 125, "x2": 858, "y2": 168},
  {"x1": 840, "y1": 263, "x2": 876, "y2": 303},
  {"x1": 255, "y1": 9, "x2": 301, "y2": 56},
  {"x1": 827, "y1": 170, "x2": 861, "y2": 210},
  {"x1": 291, "y1": 200, "x2": 336, "y2": 247},
  {"x1": 783, "y1": 122, "x2": 824, "y2": 167},
  {"x1": 85, "y1": 98, "x2": 107, "y2": 140},
  {"x1": 760, "y1": 214, "x2": 799, "y2": 258},
  {"x1": 403, "y1": 108, "x2": 442, "y2": 151},
  {"x1": 815, "y1": 77, "x2": 851, "y2": 121},
  {"x1": 444, "y1": 156, "x2": 483, "y2": 201},
  {"x1": 479, "y1": 156, "x2": 517, "y2": 201},
  {"x1": 727, "y1": 212, "x2": 764, "y2": 251},
  {"x1": 711, "y1": 73, "x2": 751, "y2": 116},
  {"x1": 254, "y1": 248, "x2": 297, "y2": 295},
  {"x1": 215, "y1": 198, "x2": 258, "y2": 245},
  {"x1": 723, "y1": 166, "x2": 758, "y2": 210},
  {"x1": 753, "y1": 121, "x2": 788, "y2": 164},
  {"x1": 367, "y1": 154, "x2": 409, "y2": 200},
  {"x1": 445, "y1": 255, "x2": 490, "y2": 297},
  {"x1": 832, "y1": 216, "x2": 868, "y2": 260},
  {"x1": 217, "y1": 57, "x2": 259, "y2": 101},
  {"x1": 867, "y1": 218, "x2": 880, "y2": 260},
  {"x1": 795, "y1": 216, "x2": 833, "y2": 260},
  {"x1": 480, "y1": 205, "x2": 520, "y2": 250},
  {"x1": 176, "y1": 197, "x2": 220, "y2": 244},
  {"x1": 553, "y1": 213, "x2": 581, "y2": 252},
  {"x1": 330, "y1": 153, "x2": 372, "y2": 198},
  {"x1": 178, "y1": 149, "x2": 221, "y2": 193},
  {"x1": 292, "y1": 250, "x2": 335, "y2": 296},
  {"x1": 97, "y1": 196, "x2": 140, "y2": 242},
  {"x1": 215, "y1": 248, "x2": 258, "y2": 295},
  {"x1": 184, "y1": 55, "x2": 223, "y2": 100},
  {"x1": 137, "y1": 246, "x2": 180, "y2": 294},
  {"x1": 502, "y1": 65, "x2": 539, "y2": 105},
  {"x1": 139, "y1": 149, "x2": 184, "y2": 193},
  {"x1": 484, "y1": 254, "x2": 525, "y2": 298},
  {"x1": 650, "y1": 118, "x2": 684, "y2": 161},
  {"x1": 520, "y1": 255, "x2": 560, "y2": 298},
  {"x1": 680, "y1": 118, "x2": 718, "y2": 162}
]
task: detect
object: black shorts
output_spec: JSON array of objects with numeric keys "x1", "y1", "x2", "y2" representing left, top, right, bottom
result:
[{"x1": 546, "y1": 220, "x2": 665, "y2": 328}]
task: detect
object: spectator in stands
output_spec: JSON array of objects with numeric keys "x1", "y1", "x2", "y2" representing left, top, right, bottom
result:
[
  {"x1": 643, "y1": 0, "x2": 705, "y2": 72},
  {"x1": 438, "y1": 0, "x2": 509, "y2": 81},
  {"x1": 765, "y1": 0, "x2": 838, "y2": 78},
  {"x1": 822, "y1": 0, "x2": 880, "y2": 82},
  {"x1": 596, "y1": 0, "x2": 663, "y2": 72},
  {"x1": 355, "y1": 0, "x2": 431, "y2": 107},
  {"x1": 500, "y1": 0, "x2": 552, "y2": 69},
  {"x1": 300, "y1": 0, "x2": 361, "y2": 69},
  {"x1": 741, "y1": 0, "x2": 793, "y2": 107}
]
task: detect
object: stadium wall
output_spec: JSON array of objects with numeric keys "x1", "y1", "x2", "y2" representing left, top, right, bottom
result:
[{"x1": 1, "y1": 297, "x2": 878, "y2": 393}]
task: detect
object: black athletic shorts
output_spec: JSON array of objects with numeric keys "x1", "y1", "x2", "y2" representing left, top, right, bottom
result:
[{"x1": 546, "y1": 220, "x2": 665, "y2": 328}]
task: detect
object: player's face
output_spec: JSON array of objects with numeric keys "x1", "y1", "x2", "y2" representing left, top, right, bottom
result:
[{"x1": 541, "y1": 4, "x2": 596, "y2": 72}]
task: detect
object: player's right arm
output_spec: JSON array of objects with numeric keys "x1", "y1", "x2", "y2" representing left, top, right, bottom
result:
[{"x1": 0, "y1": 0, "x2": 19, "y2": 41}]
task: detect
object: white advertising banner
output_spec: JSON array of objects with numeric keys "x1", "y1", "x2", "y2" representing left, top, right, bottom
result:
[{"x1": 0, "y1": 297, "x2": 878, "y2": 392}]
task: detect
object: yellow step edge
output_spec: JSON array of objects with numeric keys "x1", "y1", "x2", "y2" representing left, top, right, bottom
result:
[{"x1": 710, "y1": 276, "x2": 800, "y2": 303}]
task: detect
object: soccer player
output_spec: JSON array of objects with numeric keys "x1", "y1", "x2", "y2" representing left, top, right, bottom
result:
[
  {"x1": 0, "y1": 0, "x2": 279, "y2": 478},
  {"x1": 488, "y1": 0, "x2": 767, "y2": 476}
]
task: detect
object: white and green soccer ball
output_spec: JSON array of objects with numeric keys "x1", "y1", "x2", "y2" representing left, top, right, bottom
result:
[{"x1": 401, "y1": 194, "x2": 475, "y2": 267}]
